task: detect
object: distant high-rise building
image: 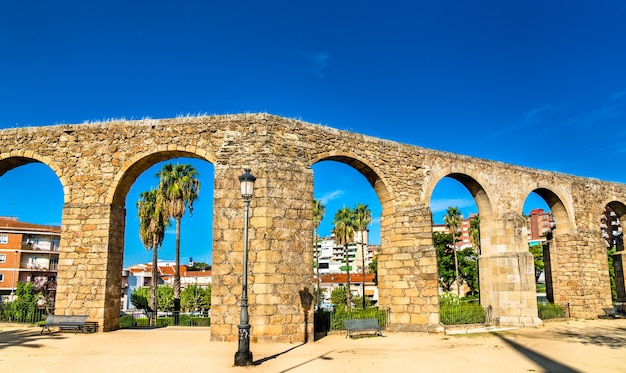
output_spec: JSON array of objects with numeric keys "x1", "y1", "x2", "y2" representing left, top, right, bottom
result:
[{"x1": 527, "y1": 208, "x2": 554, "y2": 242}]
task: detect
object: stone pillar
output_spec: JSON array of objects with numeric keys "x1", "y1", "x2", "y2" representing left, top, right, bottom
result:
[
  {"x1": 544, "y1": 231, "x2": 613, "y2": 318},
  {"x1": 479, "y1": 212, "x2": 542, "y2": 327},
  {"x1": 210, "y1": 164, "x2": 314, "y2": 343},
  {"x1": 55, "y1": 203, "x2": 125, "y2": 331},
  {"x1": 377, "y1": 204, "x2": 441, "y2": 332}
]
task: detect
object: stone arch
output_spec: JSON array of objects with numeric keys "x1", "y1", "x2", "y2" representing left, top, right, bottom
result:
[
  {"x1": 520, "y1": 183, "x2": 575, "y2": 234},
  {"x1": 0, "y1": 152, "x2": 68, "y2": 202},
  {"x1": 603, "y1": 200, "x2": 626, "y2": 229},
  {"x1": 108, "y1": 146, "x2": 215, "y2": 205},
  {"x1": 309, "y1": 151, "x2": 394, "y2": 224},
  {"x1": 422, "y1": 166, "x2": 494, "y2": 217}
]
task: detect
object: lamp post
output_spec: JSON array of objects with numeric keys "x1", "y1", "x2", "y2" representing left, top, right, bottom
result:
[
  {"x1": 234, "y1": 168, "x2": 256, "y2": 366},
  {"x1": 10, "y1": 250, "x2": 18, "y2": 301}
]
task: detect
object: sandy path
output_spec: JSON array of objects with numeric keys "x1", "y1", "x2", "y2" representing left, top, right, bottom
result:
[{"x1": 1, "y1": 318, "x2": 625, "y2": 372}]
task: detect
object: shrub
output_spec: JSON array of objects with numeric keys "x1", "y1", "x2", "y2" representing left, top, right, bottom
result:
[
  {"x1": 119, "y1": 315, "x2": 136, "y2": 328},
  {"x1": 440, "y1": 302, "x2": 486, "y2": 325},
  {"x1": 538, "y1": 302, "x2": 565, "y2": 320}
]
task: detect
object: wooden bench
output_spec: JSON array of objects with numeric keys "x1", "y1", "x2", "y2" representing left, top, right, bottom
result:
[
  {"x1": 343, "y1": 318, "x2": 383, "y2": 338},
  {"x1": 41, "y1": 315, "x2": 93, "y2": 334}
]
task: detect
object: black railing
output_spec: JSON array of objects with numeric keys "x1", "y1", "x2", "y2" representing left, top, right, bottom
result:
[{"x1": 440, "y1": 303, "x2": 490, "y2": 325}]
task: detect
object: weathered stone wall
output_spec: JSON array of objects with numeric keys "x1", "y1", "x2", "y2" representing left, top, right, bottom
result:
[{"x1": 0, "y1": 113, "x2": 625, "y2": 341}]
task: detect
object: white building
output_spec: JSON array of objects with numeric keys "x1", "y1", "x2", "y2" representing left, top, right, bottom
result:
[{"x1": 314, "y1": 233, "x2": 376, "y2": 275}]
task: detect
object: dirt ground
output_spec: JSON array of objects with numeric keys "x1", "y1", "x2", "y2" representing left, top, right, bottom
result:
[{"x1": 1, "y1": 318, "x2": 625, "y2": 373}]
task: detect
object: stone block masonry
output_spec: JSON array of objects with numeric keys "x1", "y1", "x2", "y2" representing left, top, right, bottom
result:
[{"x1": 1, "y1": 113, "x2": 624, "y2": 341}]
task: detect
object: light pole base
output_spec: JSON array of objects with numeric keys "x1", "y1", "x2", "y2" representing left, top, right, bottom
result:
[{"x1": 234, "y1": 351, "x2": 253, "y2": 366}]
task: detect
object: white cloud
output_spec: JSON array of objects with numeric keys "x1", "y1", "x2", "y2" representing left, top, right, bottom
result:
[
  {"x1": 319, "y1": 190, "x2": 343, "y2": 204},
  {"x1": 430, "y1": 198, "x2": 475, "y2": 213}
]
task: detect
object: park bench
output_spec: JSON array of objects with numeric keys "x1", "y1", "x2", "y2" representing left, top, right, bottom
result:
[
  {"x1": 343, "y1": 318, "x2": 383, "y2": 338},
  {"x1": 41, "y1": 315, "x2": 95, "y2": 334},
  {"x1": 602, "y1": 307, "x2": 625, "y2": 319}
]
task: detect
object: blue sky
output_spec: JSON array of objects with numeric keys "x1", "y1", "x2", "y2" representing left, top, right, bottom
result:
[{"x1": 1, "y1": 1, "x2": 625, "y2": 266}]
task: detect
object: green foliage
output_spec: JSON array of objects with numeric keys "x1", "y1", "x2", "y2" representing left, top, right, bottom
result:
[
  {"x1": 439, "y1": 292, "x2": 461, "y2": 306},
  {"x1": 607, "y1": 246, "x2": 617, "y2": 302},
  {"x1": 330, "y1": 286, "x2": 349, "y2": 306},
  {"x1": 329, "y1": 307, "x2": 387, "y2": 330},
  {"x1": 538, "y1": 302, "x2": 566, "y2": 319},
  {"x1": 435, "y1": 232, "x2": 479, "y2": 295},
  {"x1": 1, "y1": 282, "x2": 43, "y2": 323},
  {"x1": 529, "y1": 244, "x2": 545, "y2": 282},
  {"x1": 187, "y1": 262, "x2": 211, "y2": 271},
  {"x1": 369, "y1": 257, "x2": 378, "y2": 285},
  {"x1": 435, "y1": 231, "x2": 456, "y2": 291},
  {"x1": 130, "y1": 287, "x2": 150, "y2": 310},
  {"x1": 131, "y1": 286, "x2": 176, "y2": 311},
  {"x1": 440, "y1": 302, "x2": 486, "y2": 325},
  {"x1": 181, "y1": 284, "x2": 211, "y2": 311},
  {"x1": 119, "y1": 314, "x2": 136, "y2": 328},
  {"x1": 157, "y1": 285, "x2": 174, "y2": 311}
]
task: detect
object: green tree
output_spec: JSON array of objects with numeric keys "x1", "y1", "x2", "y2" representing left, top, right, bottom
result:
[
  {"x1": 313, "y1": 199, "x2": 325, "y2": 310},
  {"x1": 157, "y1": 163, "x2": 200, "y2": 322},
  {"x1": 458, "y1": 246, "x2": 479, "y2": 295},
  {"x1": 434, "y1": 231, "x2": 456, "y2": 291},
  {"x1": 130, "y1": 287, "x2": 150, "y2": 310},
  {"x1": 444, "y1": 206, "x2": 462, "y2": 296},
  {"x1": 157, "y1": 285, "x2": 175, "y2": 311},
  {"x1": 469, "y1": 214, "x2": 481, "y2": 254},
  {"x1": 187, "y1": 262, "x2": 212, "y2": 271},
  {"x1": 181, "y1": 284, "x2": 211, "y2": 311},
  {"x1": 330, "y1": 286, "x2": 348, "y2": 307},
  {"x1": 369, "y1": 257, "x2": 378, "y2": 285},
  {"x1": 333, "y1": 207, "x2": 355, "y2": 310},
  {"x1": 529, "y1": 243, "x2": 545, "y2": 283},
  {"x1": 353, "y1": 203, "x2": 372, "y2": 309},
  {"x1": 9, "y1": 282, "x2": 41, "y2": 322},
  {"x1": 137, "y1": 188, "x2": 168, "y2": 326}
]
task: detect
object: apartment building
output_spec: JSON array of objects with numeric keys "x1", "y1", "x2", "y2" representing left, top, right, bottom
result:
[
  {"x1": 601, "y1": 207, "x2": 624, "y2": 250},
  {"x1": 313, "y1": 232, "x2": 376, "y2": 275},
  {"x1": 121, "y1": 260, "x2": 213, "y2": 311},
  {"x1": 0, "y1": 217, "x2": 60, "y2": 302},
  {"x1": 527, "y1": 208, "x2": 555, "y2": 243}
]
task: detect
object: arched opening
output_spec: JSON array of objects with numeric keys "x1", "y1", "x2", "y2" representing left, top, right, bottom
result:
[
  {"x1": 522, "y1": 192, "x2": 552, "y2": 310},
  {"x1": 310, "y1": 157, "x2": 387, "y2": 337},
  {"x1": 521, "y1": 187, "x2": 572, "y2": 318},
  {"x1": 602, "y1": 202, "x2": 626, "y2": 304},
  {"x1": 111, "y1": 152, "x2": 214, "y2": 328},
  {"x1": 0, "y1": 160, "x2": 63, "y2": 313},
  {"x1": 430, "y1": 177, "x2": 480, "y2": 300}
]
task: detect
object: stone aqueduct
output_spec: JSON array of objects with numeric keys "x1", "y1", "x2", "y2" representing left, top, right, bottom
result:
[{"x1": 1, "y1": 113, "x2": 625, "y2": 342}]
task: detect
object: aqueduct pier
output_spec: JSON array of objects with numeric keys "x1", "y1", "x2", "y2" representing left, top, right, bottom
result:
[{"x1": 1, "y1": 113, "x2": 625, "y2": 342}]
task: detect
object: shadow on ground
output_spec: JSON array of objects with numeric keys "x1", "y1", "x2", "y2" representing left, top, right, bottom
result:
[
  {"x1": 552, "y1": 326, "x2": 626, "y2": 349},
  {"x1": 0, "y1": 327, "x2": 65, "y2": 351},
  {"x1": 494, "y1": 333, "x2": 581, "y2": 373}
]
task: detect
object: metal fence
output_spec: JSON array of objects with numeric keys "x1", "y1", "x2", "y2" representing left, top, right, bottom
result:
[
  {"x1": 440, "y1": 303, "x2": 491, "y2": 325},
  {"x1": 0, "y1": 306, "x2": 49, "y2": 324},
  {"x1": 314, "y1": 306, "x2": 389, "y2": 333}
]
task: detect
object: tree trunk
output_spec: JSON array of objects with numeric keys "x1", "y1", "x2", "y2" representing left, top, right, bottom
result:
[
  {"x1": 345, "y1": 244, "x2": 352, "y2": 310},
  {"x1": 453, "y1": 243, "x2": 460, "y2": 297},
  {"x1": 174, "y1": 217, "x2": 181, "y2": 325},
  {"x1": 151, "y1": 234, "x2": 158, "y2": 327}
]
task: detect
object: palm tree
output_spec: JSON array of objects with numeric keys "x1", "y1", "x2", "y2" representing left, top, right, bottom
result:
[
  {"x1": 137, "y1": 189, "x2": 168, "y2": 326},
  {"x1": 352, "y1": 203, "x2": 372, "y2": 309},
  {"x1": 444, "y1": 206, "x2": 462, "y2": 297},
  {"x1": 469, "y1": 214, "x2": 481, "y2": 254},
  {"x1": 333, "y1": 207, "x2": 355, "y2": 310},
  {"x1": 156, "y1": 163, "x2": 200, "y2": 323},
  {"x1": 313, "y1": 199, "x2": 325, "y2": 310}
]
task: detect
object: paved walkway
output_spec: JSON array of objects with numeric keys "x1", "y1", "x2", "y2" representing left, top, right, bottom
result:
[{"x1": 1, "y1": 318, "x2": 625, "y2": 372}]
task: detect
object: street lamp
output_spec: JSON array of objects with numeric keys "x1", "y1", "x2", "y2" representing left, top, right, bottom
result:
[
  {"x1": 234, "y1": 168, "x2": 256, "y2": 366},
  {"x1": 10, "y1": 250, "x2": 18, "y2": 301}
]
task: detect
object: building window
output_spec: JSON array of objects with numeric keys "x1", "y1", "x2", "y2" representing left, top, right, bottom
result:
[
  {"x1": 0, "y1": 234, "x2": 7, "y2": 244},
  {"x1": 0, "y1": 254, "x2": 5, "y2": 263},
  {"x1": 0, "y1": 273, "x2": 4, "y2": 282}
]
